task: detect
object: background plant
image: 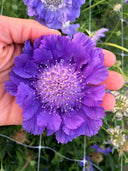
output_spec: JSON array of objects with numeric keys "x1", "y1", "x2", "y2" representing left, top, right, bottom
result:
[{"x1": 0, "y1": 0, "x2": 128, "y2": 170}]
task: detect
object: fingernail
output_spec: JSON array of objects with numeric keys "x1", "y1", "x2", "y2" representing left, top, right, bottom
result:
[{"x1": 49, "y1": 29, "x2": 61, "y2": 35}]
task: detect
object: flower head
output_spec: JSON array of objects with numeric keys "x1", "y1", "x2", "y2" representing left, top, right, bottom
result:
[
  {"x1": 62, "y1": 22, "x2": 80, "y2": 38},
  {"x1": 108, "y1": 127, "x2": 126, "y2": 148},
  {"x1": 91, "y1": 144, "x2": 112, "y2": 155},
  {"x1": 113, "y1": 4, "x2": 121, "y2": 11},
  {"x1": 5, "y1": 33, "x2": 108, "y2": 143},
  {"x1": 92, "y1": 28, "x2": 108, "y2": 45},
  {"x1": 23, "y1": 0, "x2": 85, "y2": 29},
  {"x1": 123, "y1": 1, "x2": 128, "y2": 3},
  {"x1": 112, "y1": 91, "x2": 128, "y2": 119}
]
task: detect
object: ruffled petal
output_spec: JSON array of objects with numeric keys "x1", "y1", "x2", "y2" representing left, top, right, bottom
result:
[
  {"x1": 16, "y1": 83, "x2": 40, "y2": 119},
  {"x1": 72, "y1": 33, "x2": 95, "y2": 50},
  {"x1": 37, "y1": 111, "x2": 61, "y2": 132},
  {"x1": 13, "y1": 55, "x2": 39, "y2": 78},
  {"x1": 62, "y1": 114, "x2": 103, "y2": 138},
  {"x1": 62, "y1": 23, "x2": 80, "y2": 38},
  {"x1": 56, "y1": 116, "x2": 102, "y2": 143},
  {"x1": 63, "y1": 110, "x2": 84, "y2": 129},
  {"x1": 22, "y1": 40, "x2": 33, "y2": 55},
  {"x1": 9, "y1": 71, "x2": 29, "y2": 86},
  {"x1": 82, "y1": 105, "x2": 105, "y2": 120},
  {"x1": 28, "y1": 6, "x2": 37, "y2": 16},
  {"x1": 5, "y1": 81, "x2": 17, "y2": 96},
  {"x1": 33, "y1": 47, "x2": 54, "y2": 65},
  {"x1": 55, "y1": 127, "x2": 75, "y2": 143},
  {"x1": 82, "y1": 85, "x2": 105, "y2": 106},
  {"x1": 23, "y1": 115, "x2": 45, "y2": 135},
  {"x1": 72, "y1": 33, "x2": 95, "y2": 68},
  {"x1": 84, "y1": 64, "x2": 108, "y2": 84},
  {"x1": 36, "y1": 2, "x2": 45, "y2": 18},
  {"x1": 76, "y1": 117, "x2": 102, "y2": 137}
]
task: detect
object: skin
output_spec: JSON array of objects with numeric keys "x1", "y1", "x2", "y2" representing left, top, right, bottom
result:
[{"x1": 0, "y1": 16, "x2": 124, "y2": 126}]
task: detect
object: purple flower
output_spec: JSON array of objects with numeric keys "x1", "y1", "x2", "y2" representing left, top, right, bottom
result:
[
  {"x1": 91, "y1": 144, "x2": 112, "y2": 155},
  {"x1": 23, "y1": 0, "x2": 85, "y2": 29},
  {"x1": 123, "y1": 0, "x2": 128, "y2": 3},
  {"x1": 5, "y1": 33, "x2": 108, "y2": 143},
  {"x1": 92, "y1": 28, "x2": 109, "y2": 45},
  {"x1": 80, "y1": 156, "x2": 94, "y2": 171},
  {"x1": 62, "y1": 22, "x2": 80, "y2": 38}
]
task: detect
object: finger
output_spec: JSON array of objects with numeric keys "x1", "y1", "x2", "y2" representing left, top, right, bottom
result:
[
  {"x1": 100, "y1": 93, "x2": 116, "y2": 111},
  {"x1": 90, "y1": 70, "x2": 123, "y2": 90},
  {"x1": 101, "y1": 70, "x2": 124, "y2": 90},
  {"x1": 103, "y1": 49, "x2": 116, "y2": 67},
  {"x1": 0, "y1": 16, "x2": 60, "y2": 45}
]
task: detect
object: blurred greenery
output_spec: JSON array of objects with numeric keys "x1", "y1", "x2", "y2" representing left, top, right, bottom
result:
[{"x1": 0, "y1": 0, "x2": 128, "y2": 170}]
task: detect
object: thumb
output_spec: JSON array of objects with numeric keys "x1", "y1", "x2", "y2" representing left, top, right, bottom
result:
[{"x1": 0, "y1": 15, "x2": 61, "y2": 44}]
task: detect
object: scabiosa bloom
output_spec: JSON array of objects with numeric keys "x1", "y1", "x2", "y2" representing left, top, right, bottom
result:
[
  {"x1": 5, "y1": 33, "x2": 108, "y2": 143},
  {"x1": 23, "y1": 0, "x2": 85, "y2": 29},
  {"x1": 91, "y1": 144, "x2": 112, "y2": 155},
  {"x1": 92, "y1": 28, "x2": 109, "y2": 45},
  {"x1": 62, "y1": 21, "x2": 80, "y2": 38},
  {"x1": 123, "y1": 0, "x2": 128, "y2": 3}
]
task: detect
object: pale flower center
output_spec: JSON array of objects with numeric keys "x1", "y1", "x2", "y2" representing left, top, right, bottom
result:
[
  {"x1": 41, "y1": 0, "x2": 64, "y2": 10},
  {"x1": 37, "y1": 63, "x2": 82, "y2": 111},
  {"x1": 46, "y1": 0, "x2": 62, "y2": 6}
]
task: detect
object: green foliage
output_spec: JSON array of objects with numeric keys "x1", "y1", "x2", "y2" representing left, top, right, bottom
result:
[{"x1": 0, "y1": 0, "x2": 128, "y2": 170}]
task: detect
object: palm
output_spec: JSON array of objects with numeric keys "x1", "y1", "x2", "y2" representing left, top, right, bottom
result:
[{"x1": 0, "y1": 44, "x2": 23, "y2": 125}]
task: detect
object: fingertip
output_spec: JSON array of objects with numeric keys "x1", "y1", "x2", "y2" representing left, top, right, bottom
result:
[
  {"x1": 100, "y1": 93, "x2": 116, "y2": 111},
  {"x1": 6, "y1": 17, "x2": 61, "y2": 44},
  {"x1": 103, "y1": 49, "x2": 116, "y2": 67},
  {"x1": 28, "y1": 21, "x2": 61, "y2": 42},
  {"x1": 102, "y1": 71, "x2": 124, "y2": 90},
  {"x1": 49, "y1": 29, "x2": 61, "y2": 36}
]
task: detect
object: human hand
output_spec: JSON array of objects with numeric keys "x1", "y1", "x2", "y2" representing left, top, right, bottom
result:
[
  {"x1": 0, "y1": 16, "x2": 60, "y2": 125},
  {"x1": 0, "y1": 16, "x2": 124, "y2": 126}
]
